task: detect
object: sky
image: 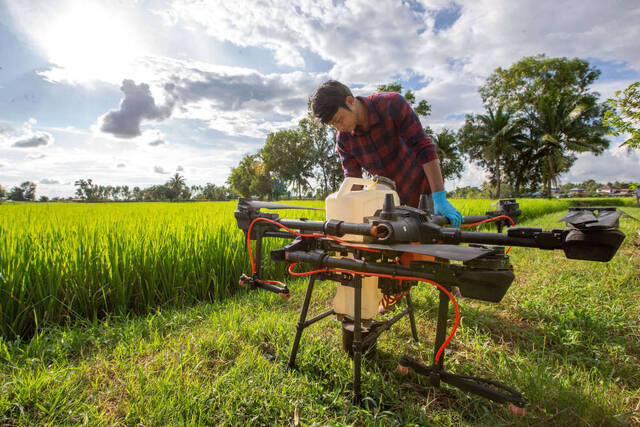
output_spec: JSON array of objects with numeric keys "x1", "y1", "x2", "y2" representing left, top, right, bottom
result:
[{"x1": 0, "y1": 0, "x2": 639, "y2": 198}]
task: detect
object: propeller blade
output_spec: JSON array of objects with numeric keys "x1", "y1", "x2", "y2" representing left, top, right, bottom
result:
[
  {"x1": 355, "y1": 243, "x2": 493, "y2": 262},
  {"x1": 587, "y1": 210, "x2": 623, "y2": 229},
  {"x1": 559, "y1": 208, "x2": 623, "y2": 229},
  {"x1": 558, "y1": 210, "x2": 598, "y2": 226},
  {"x1": 239, "y1": 199, "x2": 324, "y2": 211}
]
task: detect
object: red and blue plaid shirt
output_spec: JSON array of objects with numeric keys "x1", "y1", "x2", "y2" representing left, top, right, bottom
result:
[{"x1": 336, "y1": 92, "x2": 439, "y2": 207}]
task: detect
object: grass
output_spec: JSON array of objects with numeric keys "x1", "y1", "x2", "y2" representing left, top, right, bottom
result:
[{"x1": 1, "y1": 205, "x2": 638, "y2": 425}]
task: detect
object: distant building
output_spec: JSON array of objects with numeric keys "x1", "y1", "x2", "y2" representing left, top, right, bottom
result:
[
  {"x1": 596, "y1": 185, "x2": 615, "y2": 195},
  {"x1": 597, "y1": 186, "x2": 633, "y2": 196},
  {"x1": 568, "y1": 188, "x2": 585, "y2": 197}
]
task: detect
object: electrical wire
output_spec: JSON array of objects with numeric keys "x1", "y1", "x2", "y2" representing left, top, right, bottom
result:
[{"x1": 244, "y1": 213, "x2": 514, "y2": 364}]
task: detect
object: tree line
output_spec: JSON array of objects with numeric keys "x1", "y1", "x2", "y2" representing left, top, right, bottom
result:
[
  {"x1": 0, "y1": 175, "x2": 234, "y2": 203},
  {"x1": 73, "y1": 175, "x2": 233, "y2": 202}
]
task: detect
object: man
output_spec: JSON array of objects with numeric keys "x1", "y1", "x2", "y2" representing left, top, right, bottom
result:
[{"x1": 310, "y1": 80, "x2": 463, "y2": 227}]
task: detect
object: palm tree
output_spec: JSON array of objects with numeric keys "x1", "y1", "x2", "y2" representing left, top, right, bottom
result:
[
  {"x1": 432, "y1": 128, "x2": 464, "y2": 182},
  {"x1": 167, "y1": 173, "x2": 186, "y2": 201},
  {"x1": 459, "y1": 106, "x2": 526, "y2": 198},
  {"x1": 532, "y1": 92, "x2": 609, "y2": 198}
]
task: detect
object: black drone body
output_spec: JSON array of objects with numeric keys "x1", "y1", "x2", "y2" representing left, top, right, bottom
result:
[{"x1": 233, "y1": 195, "x2": 625, "y2": 413}]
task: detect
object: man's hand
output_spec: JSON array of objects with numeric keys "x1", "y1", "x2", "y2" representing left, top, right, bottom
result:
[{"x1": 432, "y1": 190, "x2": 463, "y2": 228}]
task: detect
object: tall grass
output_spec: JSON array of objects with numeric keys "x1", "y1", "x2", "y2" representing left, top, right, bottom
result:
[
  {"x1": 1, "y1": 203, "x2": 254, "y2": 340},
  {"x1": 0, "y1": 197, "x2": 633, "y2": 340}
]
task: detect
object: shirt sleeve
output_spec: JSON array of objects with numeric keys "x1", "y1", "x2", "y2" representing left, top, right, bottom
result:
[
  {"x1": 388, "y1": 93, "x2": 438, "y2": 164},
  {"x1": 336, "y1": 135, "x2": 362, "y2": 178}
]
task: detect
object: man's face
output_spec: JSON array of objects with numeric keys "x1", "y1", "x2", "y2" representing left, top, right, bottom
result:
[{"x1": 328, "y1": 97, "x2": 357, "y2": 133}]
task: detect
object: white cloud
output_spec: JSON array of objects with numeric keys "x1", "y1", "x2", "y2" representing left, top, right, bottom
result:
[
  {"x1": 40, "y1": 178, "x2": 60, "y2": 185},
  {"x1": 561, "y1": 143, "x2": 640, "y2": 184},
  {"x1": 12, "y1": 133, "x2": 54, "y2": 148},
  {"x1": 153, "y1": 165, "x2": 169, "y2": 174},
  {"x1": 1, "y1": 119, "x2": 55, "y2": 149}
]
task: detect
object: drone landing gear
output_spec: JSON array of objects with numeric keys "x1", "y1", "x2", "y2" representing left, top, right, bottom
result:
[
  {"x1": 397, "y1": 290, "x2": 527, "y2": 414},
  {"x1": 287, "y1": 274, "x2": 419, "y2": 405}
]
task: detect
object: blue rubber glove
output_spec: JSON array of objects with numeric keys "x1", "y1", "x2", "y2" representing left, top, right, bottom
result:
[{"x1": 432, "y1": 190, "x2": 463, "y2": 228}]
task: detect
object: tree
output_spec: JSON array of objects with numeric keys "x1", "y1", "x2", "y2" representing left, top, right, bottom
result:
[
  {"x1": 428, "y1": 128, "x2": 464, "y2": 182},
  {"x1": 166, "y1": 173, "x2": 187, "y2": 201},
  {"x1": 196, "y1": 183, "x2": 233, "y2": 201},
  {"x1": 74, "y1": 179, "x2": 100, "y2": 201},
  {"x1": 479, "y1": 54, "x2": 601, "y2": 120},
  {"x1": 459, "y1": 106, "x2": 526, "y2": 198},
  {"x1": 227, "y1": 153, "x2": 272, "y2": 199},
  {"x1": 377, "y1": 83, "x2": 431, "y2": 117},
  {"x1": 604, "y1": 81, "x2": 640, "y2": 149},
  {"x1": 261, "y1": 129, "x2": 313, "y2": 198},
  {"x1": 298, "y1": 117, "x2": 343, "y2": 198},
  {"x1": 8, "y1": 181, "x2": 36, "y2": 201},
  {"x1": 502, "y1": 142, "x2": 542, "y2": 197},
  {"x1": 132, "y1": 186, "x2": 143, "y2": 201},
  {"x1": 531, "y1": 91, "x2": 609, "y2": 197},
  {"x1": 0, "y1": 184, "x2": 6, "y2": 200},
  {"x1": 478, "y1": 55, "x2": 609, "y2": 197}
]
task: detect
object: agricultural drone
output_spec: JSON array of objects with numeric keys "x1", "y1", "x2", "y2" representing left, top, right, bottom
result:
[{"x1": 233, "y1": 182, "x2": 625, "y2": 414}]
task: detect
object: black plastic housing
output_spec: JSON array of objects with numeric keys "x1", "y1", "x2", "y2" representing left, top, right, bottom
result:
[{"x1": 562, "y1": 229, "x2": 626, "y2": 262}]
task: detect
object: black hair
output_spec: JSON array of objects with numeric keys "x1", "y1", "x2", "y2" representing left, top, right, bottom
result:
[{"x1": 309, "y1": 80, "x2": 353, "y2": 124}]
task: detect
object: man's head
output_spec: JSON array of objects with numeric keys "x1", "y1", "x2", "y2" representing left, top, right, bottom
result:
[{"x1": 310, "y1": 80, "x2": 359, "y2": 133}]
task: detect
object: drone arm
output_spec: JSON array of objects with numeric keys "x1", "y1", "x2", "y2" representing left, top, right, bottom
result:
[{"x1": 456, "y1": 229, "x2": 560, "y2": 249}]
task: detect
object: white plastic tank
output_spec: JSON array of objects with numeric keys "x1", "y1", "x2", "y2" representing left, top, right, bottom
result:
[{"x1": 325, "y1": 177, "x2": 400, "y2": 319}]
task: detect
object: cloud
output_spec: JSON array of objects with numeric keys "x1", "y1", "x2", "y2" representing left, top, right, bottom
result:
[
  {"x1": 94, "y1": 62, "x2": 322, "y2": 138},
  {"x1": 12, "y1": 132, "x2": 53, "y2": 148},
  {"x1": 5, "y1": 119, "x2": 55, "y2": 148},
  {"x1": 0, "y1": 123, "x2": 14, "y2": 135},
  {"x1": 561, "y1": 144, "x2": 640, "y2": 184},
  {"x1": 26, "y1": 153, "x2": 46, "y2": 160},
  {"x1": 40, "y1": 178, "x2": 60, "y2": 184},
  {"x1": 117, "y1": 163, "x2": 126, "y2": 168},
  {"x1": 99, "y1": 79, "x2": 173, "y2": 138},
  {"x1": 153, "y1": 165, "x2": 169, "y2": 174},
  {"x1": 176, "y1": 165, "x2": 184, "y2": 172}
]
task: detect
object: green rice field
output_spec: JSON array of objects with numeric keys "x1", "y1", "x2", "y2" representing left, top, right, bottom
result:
[{"x1": 0, "y1": 198, "x2": 634, "y2": 341}]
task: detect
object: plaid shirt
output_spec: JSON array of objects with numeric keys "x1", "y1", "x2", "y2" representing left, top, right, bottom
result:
[{"x1": 336, "y1": 92, "x2": 439, "y2": 207}]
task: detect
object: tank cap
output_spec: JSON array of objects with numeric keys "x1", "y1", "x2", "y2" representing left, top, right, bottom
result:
[{"x1": 372, "y1": 176, "x2": 396, "y2": 190}]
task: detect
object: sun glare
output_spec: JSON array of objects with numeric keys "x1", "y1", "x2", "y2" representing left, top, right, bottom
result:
[{"x1": 38, "y1": 1, "x2": 145, "y2": 84}]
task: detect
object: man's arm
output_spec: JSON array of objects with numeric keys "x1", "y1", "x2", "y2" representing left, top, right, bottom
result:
[
  {"x1": 388, "y1": 94, "x2": 439, "y2": 168},
  {"x1": 422, "y1": 159, "x2": 445, "y2": 193},
  {"x1": 423, "y1": 158, "x2": 462, "y2": 227}
]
